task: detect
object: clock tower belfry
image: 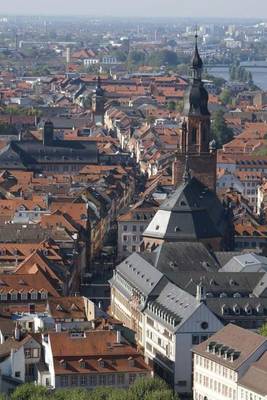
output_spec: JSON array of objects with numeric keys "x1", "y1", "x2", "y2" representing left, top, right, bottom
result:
[
  {"x1": 173, "y1": 35, "x2": 217, "y2": 191},
  {"x1": 92, "y1": 76, "x2": 106, "y2": 126}
]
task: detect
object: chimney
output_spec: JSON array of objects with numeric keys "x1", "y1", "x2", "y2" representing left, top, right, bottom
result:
[
  {"x1": 14, "y1": 323, "x2": 21, "y2": 341},
  {"x1": 196, "y1": 282, "x2": 206, "y2": 303},
  {"x1": 116, "y1": 330, "x2": 121, "y2": 344}
]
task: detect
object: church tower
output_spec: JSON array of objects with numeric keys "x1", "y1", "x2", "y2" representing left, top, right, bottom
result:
[
  {"x1": 173, "y1": 35, "x2": 217, "y2": 191},
  {"x1": 92, "y1": 76, "x2": 106, "y2": 126}
]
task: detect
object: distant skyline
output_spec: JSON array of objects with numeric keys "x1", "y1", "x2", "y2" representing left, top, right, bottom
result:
[{"x1": 1, "y1": 0, "x2": 267, "y2": 19}]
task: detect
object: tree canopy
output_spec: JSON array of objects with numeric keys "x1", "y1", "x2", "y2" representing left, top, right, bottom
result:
[
  {"x1": 211, "y1": 109, "x2": 234, "y2": 148},
  {"x1": 9, "y1": 378, "x2": 179, "y2": 400}
]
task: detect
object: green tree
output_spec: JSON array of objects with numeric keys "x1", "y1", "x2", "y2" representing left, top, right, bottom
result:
[
  {"x1": 167, "y1": 101, "x2": 177, "y2": 111},
  {"x1": 211, "y1": 109, "x2": 234, "y2": 148},
  {"x1": 148, "y1": 50, "x2": 178, "y2": 67},
  {"x1": 11, "y1": 383, "x2": 48, "y2": 400},
  {"x1": 129, "y1": 377, "x2": 171, "y2": 400},
  {"x1": 112, "y1": 50, "x2": 127, "y2": 62},
  {"x1": 128, "y1": 51, "x2": 145, "y2": 66},
  {"x1": 259, "y1": 323, "x2": 267, "y2": 337},
  {"x1": 145, "y1": 390, "x2": 179, "y2": 400},
  {"x1": 219, "y1": 88, "x2": 232, "y2": 106}
]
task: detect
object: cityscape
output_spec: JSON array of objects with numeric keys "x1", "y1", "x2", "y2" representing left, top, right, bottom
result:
[{"x1": 0, "y1": 2, "x2": 267, "y2": 399}]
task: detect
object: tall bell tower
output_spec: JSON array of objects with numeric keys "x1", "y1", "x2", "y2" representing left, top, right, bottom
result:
[
  {"x1": 92, "y1": 76, "x2": 106, "y2": 126},
  {"x1": 173, "y1": 34, "x2": 217, "y2": 191}
]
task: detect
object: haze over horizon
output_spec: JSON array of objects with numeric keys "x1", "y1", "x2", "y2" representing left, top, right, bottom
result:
[{"x1": 1, "y1": 0, "x2": 267, "y2": 19}]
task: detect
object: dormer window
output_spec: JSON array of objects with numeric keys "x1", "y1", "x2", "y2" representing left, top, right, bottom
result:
[
  {"x1": 71, "y1": 304, "x2": 79, "y2": 311},
  {"x1": 10, "y1": 291, "x2": 18, "y2": 301},
  {"x1": 233, "y1": 304, "x2": 240, "y2": 315},
  {"x1": 128, "y1": 356, "x2": 135, "y2": 367},
  {"x1": 98, "y1": 358, "x2": 105, "y2": 368},
  {"x1": 59, "y1": 359, "x2": 67, "y2": 369},
  {"x1": 221, "y1": 304, "x2": 228, "y2": 315},
  {"x1": 79, "y1": 358, "x2": 86, "y2": 369},
  {"x1": 233, "y1": 293, "x2": 242, "y2": 298},
  {"x1": 0, "y1": 293, "x2": 7, "y2": 301},
  {"x1": 40, "y1": 290, "x2": 48, "y2": 300},
  {"x1": 245, "y1": 304, "x2": 252, "y2": 315},
  {"x1": 256, "y1": 304, "x2": 263, "y2": 314},
  {"x1": 21, "y1": 292, "x2": 28, "y2": 301},
  {"x1": 31, "y1": 291, "x2": 38, "y2": 300}
]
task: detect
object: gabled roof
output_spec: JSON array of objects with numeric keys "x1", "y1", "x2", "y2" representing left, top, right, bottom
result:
[
  {"x1": 47, "y1": 297, "x2": 87, "y2": 320},
  {"x1": 193, "y1": 324, "x2": 267, "y2": 371}
]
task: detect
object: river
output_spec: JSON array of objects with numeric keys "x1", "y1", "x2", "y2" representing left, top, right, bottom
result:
[{"x1": 207, "y1": 66, "x2": 267, "y2": 90}]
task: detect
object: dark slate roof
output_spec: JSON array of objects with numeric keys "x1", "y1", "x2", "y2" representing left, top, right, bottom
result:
[
  {"x1": 144, "y1": 177, "x2": 227, "y2": 241},
  {"x1": 163, "y1": 271, "x2": 264, "y2": 298},
  {"x1": 145, "y1": 281, "x2": 202, "y2": 333},
  {"x1": 206, "y1": 297, "x2": 267, "y2": 323},
  {"x1": 0, "y1": 139, "x2": 98, "y2": 169},
  {"x1": 150, "y1": 242, "x2": 220, "y2": 273},
  {"x1": 114, "y1": 253, "x2": 165, "y2": 297}
]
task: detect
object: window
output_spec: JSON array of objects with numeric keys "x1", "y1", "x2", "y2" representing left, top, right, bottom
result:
[
  {"x1": 192, "y1": 335, "x2": 200, "y2": 345},
  {"x1": 89, "y1": 375, "x2": 97, "y2": 386},
  {"x1": 201, "y1": 322, "x2": 209, "y2": 330},
  {"x1": 123, "y1": 245, "x2": 127, "y2": 252},
  {"x1": 132, "y1": 246, "x2": 136, "y2": 252},
  {"x1": 31, "y1": 291, "x2": 38, "y2": 300},
  {"x1": 132, "y1": 225, "x2": 137, "y2": 232},
  {"x1": 11, "y1": 292, "x2": 18, "y2": 301},
  {"x1": 80, "y1": 376, "x2": 87, "y2": 386},
  {"x1": 41, "y1": 291, "x2": 48, "y2": 300},
  {"x1": 146, "y1": 342, "x2": 152, "y2": 352},
  {"x1": 158, "y1": 338, "x2": 162, "y2": 346},
  {"x1": 15, "y1": 371, "x2": 21, "y2": 378},
  {"x1": 123, "y1": 235, "x2": 127, "y2": 242},
  {"x1": 147, "y1": 317, "x2": 154, "y2": 327},
  {"x1": 133, "y1": 236, "x2": 137, "y2": 242},
  {"x1": 129, "y1": 374, "x2": 136, "y2": 384},
  {"x1": 60, "y1": 376, "x2": 68, "y2": 387},
  {"x1": 177, "y1": 381, "x2": 187, "y2": 387},
  {"x1": 123, "y1": 225, "x2": 127, "y2": 232},
  {"x1": 140, "y1": 226, "x2": 144, "y2": 232},
  {"x1": 71, "y1": 376, "x2": 78, "y2": 386},
  {"x1": 21, "y1": 293, "x2": 28, "y2": 301},
  {"x1": 25, "y1": 349, "x2": 31, "y2": 359},
  {"x1": 191, "y1": 127, "x2": 197, "y2": 144},
  {"x1": 117, "y1": 374, "x2": 125, "y2": 385},
  {"x1": 1, "y1": 294, "x2": 7, "y2": 301},
  {"x1": 99, "y1": 375, "x2": 106, "y2": 385},
  {"x1": 108, "y1": 374, "x2": 115, "y2": 385},
  {"x1": 32, "y1": 348, "x2": 40, "y2": 358}
]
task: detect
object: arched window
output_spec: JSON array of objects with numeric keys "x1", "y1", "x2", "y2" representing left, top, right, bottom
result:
[{"x1": 191, "y1": 127, "x2": 197, "y2": 144}]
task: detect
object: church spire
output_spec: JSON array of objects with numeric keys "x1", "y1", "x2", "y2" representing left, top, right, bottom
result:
[{"x1": 192, "y1": 32, "x2": 203, "y2": 80}]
